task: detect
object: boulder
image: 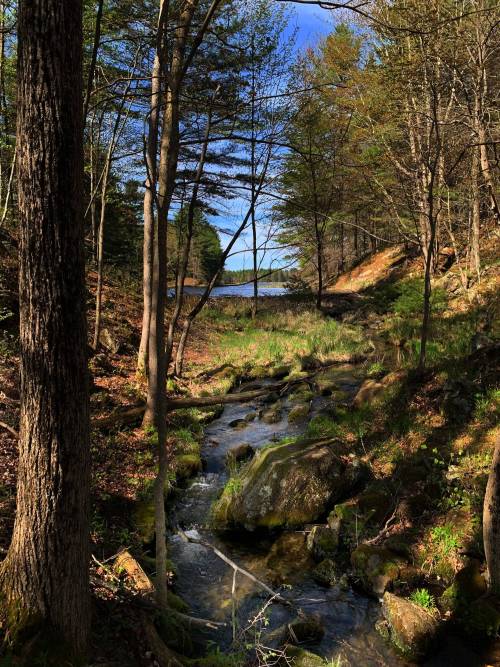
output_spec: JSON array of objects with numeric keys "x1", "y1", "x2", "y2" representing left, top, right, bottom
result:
[
  {"x1": 312, "y1": 559, "x2": 338, "y2": 587},
  {"x1": 288, "y1": 402, "x2": 311, "y2": 423},
  {"x1": 307, "y1": 524, "x2": 339, "y2": 561},
  {"x1": 380, "y1": 592, "x2": 439, "y2": 660},
  {"x1": 225, "y1": 443, "x2": 255, "y2": 467},
  {"x1": 440, "y1": 560, "x2": 487, "y2": 614},
  {"x1": 353, "y1": 371, "x2": 406, "y2": 407},
  {"x1": 351, "y1": 544, "x2": 407, "y2": 597},
  {"x1": 260, "y1": 403, "x2": 282, "y2": 424},
  {"x1": 212, "y1": 438, "x2": 370, "y2": 530},
  {"x1": 330, "y1": 487, "x2": 393, "y2": 540},
  {"x1": 175, "y1": 453, "x2": 202, "y2": 481},
  {"x1": 99, "y1": 327, "x2": 122, "y2": 354}
]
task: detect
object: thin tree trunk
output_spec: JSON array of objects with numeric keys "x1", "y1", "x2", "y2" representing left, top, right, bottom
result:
[
  {"x1": 250, "y1": 33, "x2": 258, "y2": 319},
  {"x1": 83, "y1": 0, "x2": 104, "y2": 122},
  {"x1": 93, "y1": 61, "x2": 136, "y2": 349},
  {"x1": 137, "y1": 1, "x2": 167, "y2": 376},
  {"x1": 470, "y1": 142, "x2": 481, "y2": 281},
  {"x1": 165, "y1": 94, "x2": 215, "y2": 369},
  {"x1": 145, "y1": 0, "x2": 198, "y2": 608},
  {"x1": 484, "y1": 435, "x2": 500, "y2": 594},
  {"x1": 174, "y1": 150, "x2": 272, "y2": 377},
  {"x1": 0, "y1": 0, "x2": 90, "y2": 656}
]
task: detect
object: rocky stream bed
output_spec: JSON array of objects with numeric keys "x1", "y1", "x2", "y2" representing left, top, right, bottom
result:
[{"x1": 165, "y1": 363, "x2": 496, "y2": 666}]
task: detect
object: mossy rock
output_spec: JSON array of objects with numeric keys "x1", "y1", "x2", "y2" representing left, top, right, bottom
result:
[
  {"x1": 331, "y1": 487, "x2": 393, "y2": 541},
  {"x1": 351, "y1": 544, "x2": 407, "y2": 597},
  {"x1": 312, "y1": 559, "x2": 338, "y2": 586},
  {"x1": 260, "y1": 404, "x2": 282, "y2": 424},
  {"x1": 459, "y1": 597, "x2": 500, "y2": 638},
  {"x1": 248, "y1": 364, "x2": 269, "y2": 379},
  {"x1": 288, "y1": 403, "x2": 311, "y2": 424},
  {"x1": 133, "y1": 497, "x2": 155, "y2": 544},
  {"x1": 380, "y1": 592, "x2": 439, "y2": 660},
  {"x1": 299, "y1": 354, "x2": 322, "y2": 371},
  {"x1": 212, "y1": 437, "x2": 370, "y2": 530},
  {"x1": 284, "y1": 370, "x2": 309, "y2": 382},
  {"x1": 314, "y1": 371, "x2": 339, "y2": 396},
  {"x1": 440, "y1": 560, "x2": 487, "y2": 614},
  {"x1": 225, "y1": 443, "x2": 255, "y2": 467},
  {"x1": 176, "y1": 453, "x2": 202, "y2": 481},
  {"x1": 307, "y1": 525, "x2": 339, "y2": 561},
  {"x1": 284, "y1": 646, "x2": 329, "y2": 667},
  {"x1": 270, "y1": 364, "x2": 291, "y2": 379}
]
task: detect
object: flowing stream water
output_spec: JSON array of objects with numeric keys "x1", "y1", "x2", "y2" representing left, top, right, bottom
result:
[{"x1": 166, "y1": 364, "x2": 493, "y2": 667}]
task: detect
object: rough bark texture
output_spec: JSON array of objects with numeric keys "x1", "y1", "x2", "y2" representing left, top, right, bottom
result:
[
  {"x1": 0, "y1": 0, "x2": 90, "y2": 656},
  {"x1": 484, "y1": 435, "x2": 500, "y2": 594}
]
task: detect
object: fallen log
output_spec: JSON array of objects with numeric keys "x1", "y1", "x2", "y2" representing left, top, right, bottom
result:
[
  {"x1": 92, "y1": 363, "x2": 339, "y2": 430},
  {"x1": 112, "y1": 548, "x2": 225, "y2": 631}
]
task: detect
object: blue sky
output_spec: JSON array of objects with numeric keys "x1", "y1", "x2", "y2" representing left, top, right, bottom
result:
[{"x1": 222, "y1": 3, "x2": 336, "y2": 272}]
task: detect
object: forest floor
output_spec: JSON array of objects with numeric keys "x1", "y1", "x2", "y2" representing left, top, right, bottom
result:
[{"x1": 0, "y1": 237, "x2": 499, "y2": 665}]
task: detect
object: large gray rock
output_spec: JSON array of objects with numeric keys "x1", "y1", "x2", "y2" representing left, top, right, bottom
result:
[{"x1": 212, "y1": 438, "x2": 370, "y2": 530}]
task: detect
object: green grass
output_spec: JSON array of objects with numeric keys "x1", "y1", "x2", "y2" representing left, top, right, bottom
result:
[
  {"x1": 210, "y1": 303, "x2": 366, "y2": 373},
  {"x1": 410, "y1": 588, "x2": 436, "y2": 612}
]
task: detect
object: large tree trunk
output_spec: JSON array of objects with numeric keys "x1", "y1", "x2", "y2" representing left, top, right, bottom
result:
[
  {"x1": 484, "y1": 436, "x2": 500, "y2": 594},
  {"x1": 0, "y1": 0, "x2": 90, "y2": 656}
]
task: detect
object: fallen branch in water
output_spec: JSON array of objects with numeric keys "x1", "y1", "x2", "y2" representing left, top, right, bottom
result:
[
  {"x1": 112, "y1": 548, "x2": 225, "y2": 631},
  {"x1": 178, "y1": 529, "x2": 291, "y2": 606}
]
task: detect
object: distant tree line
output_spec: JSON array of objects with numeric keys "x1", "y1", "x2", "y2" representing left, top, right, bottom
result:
[{"x1": 220, "y1": 267, "x2": 293, "y2": 285}]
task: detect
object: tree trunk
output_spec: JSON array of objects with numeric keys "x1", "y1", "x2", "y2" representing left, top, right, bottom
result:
[
  {"x1": 0, "y1": 0, "x2": 90, "y2": 656},
  {"x1": 470, "y1": 143, "x2": 481, "y2": 281},
  {"x1": 137, "y1": 0, "x2": 167, "y2": 377},
  {"x1": 165, "y1": 96, "x2": 214, "y2": 369},
  {"x1": 484, "y1": 436, "x2": 500, "y2": 594}
]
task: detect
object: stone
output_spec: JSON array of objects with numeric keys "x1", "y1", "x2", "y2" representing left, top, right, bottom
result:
[
  {"x1": 380, "y1": 592, "x2": 439, "y2": 660},
  {"x1": 265, "y1": 532, "x2": 310, "y2": 582},
  {"x1": 260, "y1": 404, "x2": 282, "y2": 424},
  {"x1": 307, "y1": 525, "x2": 339, "y2": 561},
  {"x1": 312, "y1": 559, "x2": 338, "y2": 586},
  {"x1": 351, "y1": 544, "x2": 407, "y2": 597},
  {"x1": 460, "y1": 597, "x2": 500, "y2": 638},
  {"x1": 287, "y1": 613, "x2": 324, "y2": 644},
  {"x1": 225, "y1": 443, "x2": 254, "y2": 467},
  {"x1": 212, "y1": 438, "x2": 370, "y2": 530},
  {"x1": 284, "y1": 647, "x2": 328, "y2": 667},
  {"x1": 288, "y1": 402, "x2": 311, "y2": 423},
  {"x1": 175, "y1": 453, "x2": 202, "y2": 481},
  {"x1": 353, "y1": 371, "x2": 406, "y2": 407},
  {"x1": 228, "y1": 418, "x2": 248, "y2": 429},
  {"x1": 440, "y1": 560, "x2": 487, "y2": 614},
  {"x1": 244, "y1": 411, "x2": 258, "y2": 422},
  {"x1": 99, "y1": 327, "x2": 122, "y2": 354}
]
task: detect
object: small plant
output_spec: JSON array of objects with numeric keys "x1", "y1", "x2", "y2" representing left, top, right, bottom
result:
[
  {"x1": 410, "y1": 588, "x2": 436, "y2": 611},
  {"x1": 431, "y1": 525, "x2": 461, "y2": 556},
  {"x1": 366, "y1": 360, "x2": 386, "y2": 378}
]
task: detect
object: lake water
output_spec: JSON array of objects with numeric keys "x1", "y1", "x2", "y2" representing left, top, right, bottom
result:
[{"x1": 169, "y1": 283, "x2": 288, "y2": 298}]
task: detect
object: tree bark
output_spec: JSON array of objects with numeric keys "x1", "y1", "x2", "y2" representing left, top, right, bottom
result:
[
  {"x1": 484, "y1": 436, "x2": 500, "y2": 594},
  {"x1": 137, "y1": 0, "x2": 167, "y2": 377},
  {"x1": 0, "y1": 0, "x2": 90, "y2": 657}
]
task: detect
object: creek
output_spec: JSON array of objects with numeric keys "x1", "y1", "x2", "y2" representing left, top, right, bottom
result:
[{"x1": 166, "y1": 363, "x2": 489, "y2": 667}]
